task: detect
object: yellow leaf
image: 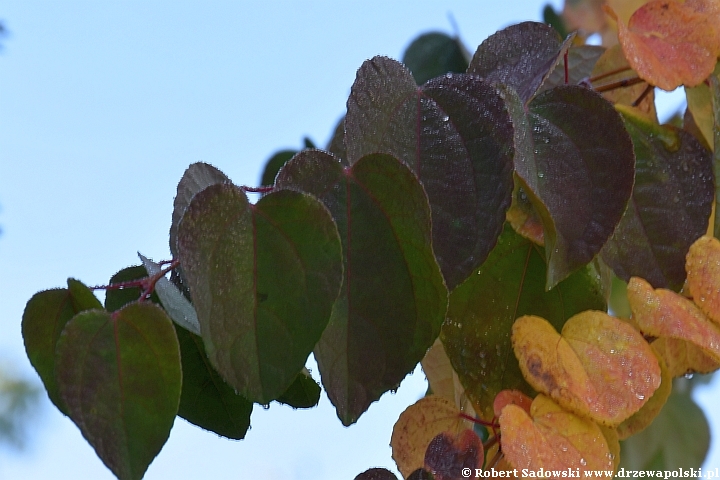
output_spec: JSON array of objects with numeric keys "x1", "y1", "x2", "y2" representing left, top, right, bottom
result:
[
  {"x1": 651, "y1": 337, "x2": 720, "y2": 377},
  {"x1": 628, "y1": 276, "x2": 720, "y2": 364},
  {"x1": 686, "y1": 235, "x2": 720, "y2": 324},
  {"x1": 391, "y1": 396, "x2": 474, "y2": 478},
  {"x1": 500, "y1": 394, "x2": 615, "y2": 474},
  {"x1": 512, "y1": 312, "x2": 660, "y2": 425},
  {"x1": 421, "y1": 338, "x2": 477, "y2": 416},
  {"x1": 615, "y1": 346, "x2": 672, "y2": 439}
]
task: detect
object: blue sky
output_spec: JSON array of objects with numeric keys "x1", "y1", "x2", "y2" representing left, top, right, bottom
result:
[{"x1": 0, "y1": 2, "x2": 712, "y2": 479}]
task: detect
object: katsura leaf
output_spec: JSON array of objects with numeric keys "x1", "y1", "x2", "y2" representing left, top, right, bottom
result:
[
  {"x1": 55, "y1": 303, "x2": 181, "y2": 480},
  {"x1": 512, "y1": 312, "x2": 661, "y2": 426},
  {"x1": 402, "y1": 32, "x2": 469, "y2": 85},
  {"x1": 276, "y1": 150, "x2": 447, "y2": 425},
  {"x1": 22, "y1": 279, "x2": 102, "y2": 415},
  {"x1": 344, "y1": 56, "x2": 514, "y2": 289},
  {"x1": 177, "y1": 183, "x2": 343, "y2": 404},
  {"x1": 601, "y1": 106, "x2": 714, "y2": 291}
]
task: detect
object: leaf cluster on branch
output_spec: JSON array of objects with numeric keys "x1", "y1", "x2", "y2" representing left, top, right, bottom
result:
[{"x1": 20, "y1": 1, "x2": 720, "y2": 478}]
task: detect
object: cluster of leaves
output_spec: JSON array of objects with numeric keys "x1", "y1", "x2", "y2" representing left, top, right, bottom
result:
[{"x1": 19, "y1": 0, "x2": 720, "y2": 479}]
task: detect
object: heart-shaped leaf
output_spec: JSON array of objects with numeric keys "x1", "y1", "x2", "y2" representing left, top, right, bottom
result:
[
  {"x1": 441, "y1": 225, "x2": 605, "y2": 421},
  {"x1": 651, "y1": 337, "x2": 720, "y2": 377},
  {"x1": 627, "y1": 276, "x2": 720, "y2": 363},
  {"x1": 402, "y1": 32, "x2": 469, "y2": 85},
  {"x1": 174, "y1": 324, "x2": 252, "y2": 440},
  {"x1": 686, "y1": 236, "x2": 720, "y2": 324},
  {"x1": 611, "y1": 0, "x2": 720, "y2": 90},
  {"x1": 178, "y1": 183, "x2": 343, "y2": 404},
  {"x1": 22, "y1": 278, "x2": 102, "y2": 415},
  {"x1": 500, "y1": 394, "x2": 615, "y2": 474},
  {"x1": 424, "y1": 429, "x2": 483, "y2": 480},
  {"x1": 468, "y1": 22, "x2": 571, "y2": 104},
  {"x1": 344, "y1": 56, "x2": 514, "y2": 289},
  {"x1": 354, "y1": 468, "x2": 400, "y2": 480},
  {"x1": 507, "y1": 86, "x2": 635, "y2": 287},
  {"x1": 512, "y1": 312, "x2": 661, "y2": 426},
  {"x1": 55, "y1": 302, "x2": 181, "y2": 480},
  {"x1": 600, "y1": 106, "x2": 714, "y2": 291},
  {"x1": 391, "y1": 396, "x2": 473, "y2": 479},
  {"x1": 170, "y1": 162, "x2": 230, "y2": 258},
  {"x1": 276, "y1": 150, "x2": 447, "y2": 425}
]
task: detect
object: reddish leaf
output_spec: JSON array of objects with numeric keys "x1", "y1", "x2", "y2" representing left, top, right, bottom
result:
[
  {"x1": 277, "y1": 151, "x2": 447, "y2": 424},
  {"x1": 424, "y1": 429, "x2": 484, "y2": 480},
  {"x1": 686, "y1": 236, "x2": 720, "y2": 324},
  {"x1": 344, "y1": 56, "x2": 514, "y2": 289},
  {"x1": 493, "y1": 389, "x2": 533, "y2": 418},
  {"x1": 612, "y1": 0, "x2": 720, "y2": 90},
  {"x1": 55, "y1": 303, "x2": 181, "y2": 480}
]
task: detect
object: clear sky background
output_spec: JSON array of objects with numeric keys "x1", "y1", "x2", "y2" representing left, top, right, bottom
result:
[{"x1": 0, "y1": 2, "x2": 713, "y2": 479}]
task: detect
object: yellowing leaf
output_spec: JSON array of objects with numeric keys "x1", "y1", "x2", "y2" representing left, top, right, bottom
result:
[
  {"x1": 615, "y1": 346, "x2": 672, "y2": 439},
  {"x1": 499, "y1": 394, "x2": 615, "y2": 474},
  {"x1": 421, "y1": 339, "x2": 476, "y2": 416},
  {"x1": 512, "y1": 313, "x2": 661, "y2": 426},
  {"x1": 391, "y1": 396, "x2": 474, "y2": 479},
  {"x1": 686, "y1": 235, "x2": 720, "y2": 324},
  {"x1": 652, "y1": 337, "x2": 720, "y2": 377},
  {"x1": 628, "y1": 276, "x2": 720, "y2": 363},
  {"x1": 493, "y1": 389, "x2": 533, "y2": 418},
  {"x1": 611, "y1": 0, "x2": 720, "y2": 90}
]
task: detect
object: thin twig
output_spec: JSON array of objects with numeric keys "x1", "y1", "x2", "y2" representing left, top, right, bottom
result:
[
  {"x1": 632, "y1": 84, "x2": 654, "y2": 107},
  {"x1": 594, "y1": 76, "x2": 645, "y2": 93},
  {"x1": 589, "y1": 65, "x2": 633, "y2": 83}
]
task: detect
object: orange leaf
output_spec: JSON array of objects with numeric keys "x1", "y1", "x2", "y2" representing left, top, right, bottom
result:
[
  {"x1": 391, "y1": 396, "x2": 474, "y2": 478},
  {"x1": 615, "y1": 346, "x2": 671, "y2": 439},
  {"x1": 512, "y1": 313, "x2": 661, "y2": 425},
  {"x1": 628, "y1": 276, "x2": 720, "y2": 363},
  {"x1": 611, "y1": 0, "x2": 720, "y2": 90},
  {"x1": 686, "y1": 235, "x2": 720, "y2": 325},
  {"x1": 500, "y1": 394, "x2": 615, "y2": 474},
  {"x1": 493, "y1": 389, "x2": 533, "y2": 418},
  {"x1": 651, "y1": 336, "x2": 720, "y2": 377}
]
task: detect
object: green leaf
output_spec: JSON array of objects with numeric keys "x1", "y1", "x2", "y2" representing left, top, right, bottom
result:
[
  {"x1": 467, "y1": 22, "x2": 571, "y2": 104},
  {"x1": 402, "y1": 32, "x2": 469, "y2": 85},
  {"x1": 276, "y1": 368, "x2": 321, "y2": 409},
  {"x1": 543, "y1": 4, "x2": 568, "y2": 38},
  {"x1": 537, "y1": 45, "x2": 605, "y2": 93},
  {"x1": 22, "y1": 279, "x2": 102, "y2": 415},
  {"x1": 261, "y1": 150, "x2": 297, "y2": 187},
  {"x1": 276, "y1": 150, "x2": 448, "y2": 425},
  {"x1": 174, "y1": 324, "x2": 252, "y2": 439},
  {"x1": 686, "y1": 82, "x2": 714, "y2": 151},
  {"x1": 441, "y1": 224, "x2": 606, "y2": 422},
  {"x1": 139, "y1": 254, "x2": 201, "y2": 335},
  {"x1": 506, "y1": 86, "x2": 635, "y2": 287},
  {"x1": 344, "y1": 56, "x2": 515, "y2": 289},
  {"x1": 170, "y1": 162, "x2": 230, "y2": 258},
  {"x1": 710, "y1": 65, "x2": 720, "y2": 238},
  {"x1": 104, "y1": 265, "x2": 160, "y2": 313},
  {"x1": 177, "y1": 184, "x2": 343, "y2": 404},
  {"x1": 55, "y1": 302, "x2": 181, "y2": 480},
  {"x1": 601, "y1": 106, "x2": 714, "y2": 290},
  {"x1": 620, "y1": 389, "x2": 709, "y2": 471}
]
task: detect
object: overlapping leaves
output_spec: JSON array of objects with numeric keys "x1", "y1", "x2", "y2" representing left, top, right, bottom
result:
[
  {"x1": 344, "y1": 55, "x2": 515, "y2": 290},
  {"x1": 441, "y1": 225, "x2": 606, "y2": 421},
  {"x1": 276, "y1": 150, "x2": 447, "y2": 425},
  {"x1": 177, "y1": 182, "x2": 343, "y2": 405}
]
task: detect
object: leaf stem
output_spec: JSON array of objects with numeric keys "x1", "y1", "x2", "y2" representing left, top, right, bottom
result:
[
  {"x1": 564, "y1": 50, "x2": 569, "y2": 85},
  {"x1": 459, "y1": 412, "x2": 499, "y2": 429},
  {"x1": 589, "y1": 66, "x2": 633, "y2": 83},
  {"x1": 631, "y1": 84, "x2": 654, "y2": 107},
  {"x1": 91, "y1": 259, "x2": 181, "y2": 302},
  {"x1": 594, "y1": 76, "x2": 645, "y2": 93}
]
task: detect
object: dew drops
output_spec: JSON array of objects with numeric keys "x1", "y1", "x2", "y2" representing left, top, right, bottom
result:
[
  {"x1": 635, "y1": 393, "x2": 645, "y2": 400},
  {"x1": 684, "y1": 372, "x2": 694, "y2": 379},
  {"x1": 538, "y1": 172, "x2": 545, "y2": 178},
  {"x1": 262, "y1": 404, "x2": 270, "y2": 410},
  {"x1": 580, "y1": 458, "x2": 587, "y2": 466},
  {"x1": 442, "y1": 115, "x2": 449, "y2": 122}
]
